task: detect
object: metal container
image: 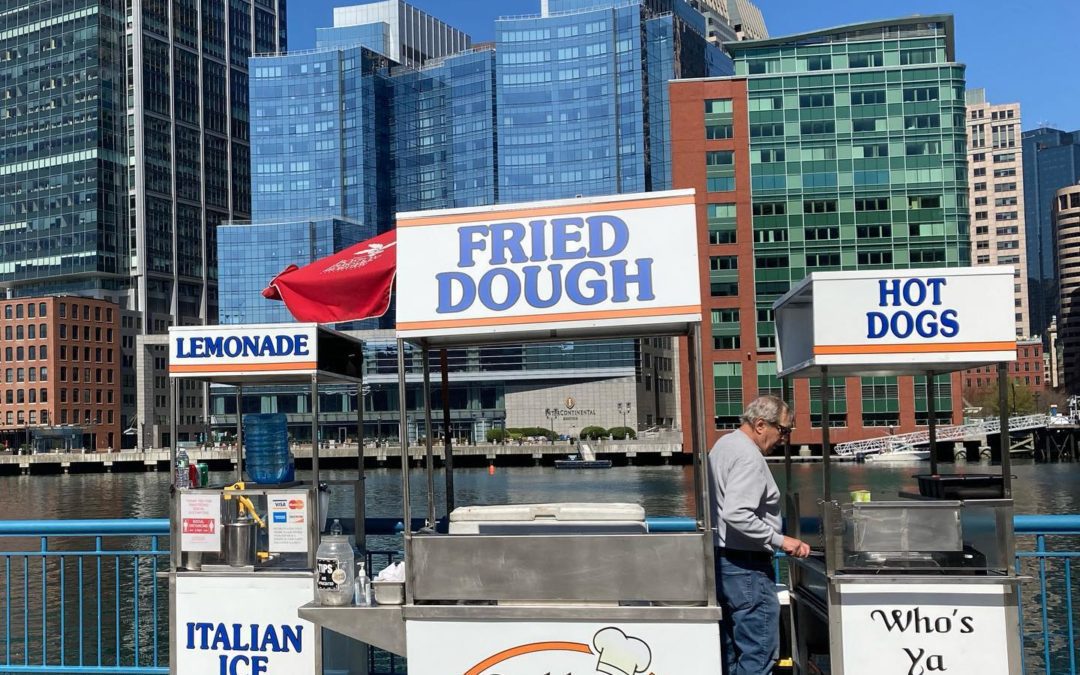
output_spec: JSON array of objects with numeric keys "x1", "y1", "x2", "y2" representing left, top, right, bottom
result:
[
  {"x1": 224, "y1": 515, "x2": 257, "y2": 567},
  {"x1": 372, "y1": 581, "x2": 404, "y2": 605}
]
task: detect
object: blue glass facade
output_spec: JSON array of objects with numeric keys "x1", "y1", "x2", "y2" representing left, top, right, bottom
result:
[
  {"x1": 1022, "y1": 127, "x2": 1080, "y2": 337},
  {"x1": 315, "y1": 23, "x2": 390, "y2": 54},
  {"x1": 250, "y1": 48, "x2": 392, "y2": 228},
  {"x1": 217, "y1": 218, "x2": 372, "y2": 325},
  {"x1": 495, "y1": 0, "x2": 730, "y2": 202}
]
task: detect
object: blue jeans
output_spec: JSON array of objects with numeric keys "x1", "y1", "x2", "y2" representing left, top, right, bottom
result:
[{"x1": 716, "y1": 552, "x2": 779, "y2": 675}]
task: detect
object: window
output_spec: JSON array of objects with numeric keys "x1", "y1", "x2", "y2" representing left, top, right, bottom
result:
[
  {"x1": 804, "y1": 200, "x2": 837, "y2": 214},
  {"x1": 806, "y1": 253, "x2": 841, "y2": 268},
  {"x1": 903, "y1": 86, "x2": 939, "y2": 102},
  {"x1": 904, "y1": 114, "x2": 940, "y2": 130},
  {"x1": 908, "y1": 196, "x2": 941, "y2": 209},
  {"x1": 15, "y1": 305, "x2": 22, "y2": 319},
  {"x1": 906, "y1": 140, "x2": 941, "y2": 156},
  {"x1": 707, "y1": 177, "x2": 735, "y2": 192},
  {"x1": 995, "y1": 182, "x2": 1017, "y2": 193},
  {"x1": 756, "y1": 255, "x2": 789, "y2": 268},
  {"x1": 900, "y1": 48, "x2": 937, "y2": 65},
  {"x1": 750, "y1": 123, "x2": 785, "y2": 138},
  {"x1": 707, "y1": 123, "x2": 733, "y2": 140},
  {"x1": 850, "y1": 90, "x2": 885, "y2": 106},
  {"x1": 973, "y1": 168, "x2": 986, "y2": 177},
  {"x1": 39, "y1": 303, "x2": 46, "y2": 317},
  {"x1": 2, "y1": 305, "x2": 9, "y2": 319},
  {"x1": 849, "y1": 52, "x2": 883, "y2": 68},
  {"x1": 706, "y1": 99, "x2": 732, "y2": 114},
  {"x1": 707, "y1": 203, "x2": 737, "y2": 244},
  {"x1": 706, "y1": 151, "x2": 734, "y2": 166},
  {"x1": 854, "y1": 144, "x2": 888, "y2": 158},
  {"x1": 800, "y1": 120, "x2": 835, "y2": 135},
  {"x1": 799, "y1": 93, "x2": 834, "y2": 108},
  {"x1": 754, "y1": 149, "x2": 785, "y2": 163},
  {"x1": 753, "y1": 202, "x2": 786, "y2": 216},
  {"x1": 58, "y1": 303, "x2": 66, "y2": 318},
  {"x1": 710, "y1": 257, "x2": 738, "y2": 271},
  {"x1": 805, "y1": 55, "x2": 831, "y2": 71},
  {"x1": 855, "y1": 198, "x2": 889, "y2": 211},
  {"x1": 857, "y1": 224, "x2": 892, "y2": 238}
]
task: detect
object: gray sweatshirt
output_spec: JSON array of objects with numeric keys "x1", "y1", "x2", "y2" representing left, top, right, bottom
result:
[{"x1": 707, "y1": 428, "x2": 785, "y2": 552}]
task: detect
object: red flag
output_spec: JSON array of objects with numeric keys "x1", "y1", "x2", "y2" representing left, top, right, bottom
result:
[{"x1": 262, "y1": 229, "x2": 396, "y2": 323}]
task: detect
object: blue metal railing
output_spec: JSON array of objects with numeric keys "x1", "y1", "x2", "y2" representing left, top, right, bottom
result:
[{"x1": 2, "y1": 515, "x2": 1080, "y2": 674}]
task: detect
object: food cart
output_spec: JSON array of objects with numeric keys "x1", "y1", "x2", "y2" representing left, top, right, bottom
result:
[
  {"x1": 300, "y1": 189, "x2": 729, "y2": 673},
  {"x1": 165, "y1": 323, "x2": 366, "y2": 675},
  {"x1": 773, "y1": 267, "x2": 1025, "y2": 675}
]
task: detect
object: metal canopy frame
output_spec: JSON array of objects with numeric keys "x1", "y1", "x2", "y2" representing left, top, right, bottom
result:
[
  {"x1": 393, "y1": 322, "x2": 714, "y2": 604},
  {"x1": 166, "y1": 325, "x2": 368, "y2": 545}
]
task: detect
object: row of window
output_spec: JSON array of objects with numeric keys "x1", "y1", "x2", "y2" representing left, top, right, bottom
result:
[
  {"x1": 1, "y1": 302, "x2": 113, "y2": 322},
  {"x1": 0, "y1": 409, "x2": 115, "y2": 426}
]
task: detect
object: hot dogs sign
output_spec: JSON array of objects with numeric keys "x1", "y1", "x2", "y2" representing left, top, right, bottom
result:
[
  {"x1": 406, "y1": 621, "x2": 722, "y2": 674},
  {"x1": 395, "y1": 190, "x2": 702, "y2": 340}
]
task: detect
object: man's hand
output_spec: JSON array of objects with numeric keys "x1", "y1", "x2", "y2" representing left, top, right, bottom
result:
[{"x1": 781, "y1": 536, "x2": 811, "y2": 558}]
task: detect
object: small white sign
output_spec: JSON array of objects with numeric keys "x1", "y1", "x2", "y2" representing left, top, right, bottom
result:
[
  {"x1": 267, "y1": 492, "x2": 309, "y2": 553},
  {"x1": 169, "y1": 324, "x2": 319, "y2": 378},
  {"x1": 179, "y1": 492, "x2": 221, "y2": 553},
  {"x1": 838, "y1": 582, "x2": 1015, "y2": 675},
  {"x1": 406, "y1": 619, "x2": 721, "y2": 674},
  {"x1": 175, "y1": 575, "x2": 317, "y2": 675}
]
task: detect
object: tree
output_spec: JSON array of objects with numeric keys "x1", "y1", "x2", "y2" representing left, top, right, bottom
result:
[{"x1": 970, "y1": 381, "x2": 1038, "y2": 416}]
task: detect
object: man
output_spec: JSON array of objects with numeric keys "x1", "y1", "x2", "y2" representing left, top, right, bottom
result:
[{"x1": 709, "y1": 395, "x2": 811, "y2": 675}]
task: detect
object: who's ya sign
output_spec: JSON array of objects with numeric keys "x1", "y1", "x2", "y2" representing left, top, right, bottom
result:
[{"x1": 839, "y1": 583, "x2": 1015, "y2": 675}]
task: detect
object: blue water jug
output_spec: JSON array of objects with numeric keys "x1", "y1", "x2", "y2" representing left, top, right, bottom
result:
[{"x1": 243, "y1": 413, "x2": 292, "y2": 484}]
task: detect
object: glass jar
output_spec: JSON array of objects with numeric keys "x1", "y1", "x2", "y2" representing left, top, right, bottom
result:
[{"x1": 315, "y1": 535, "x2": 355, "y2": 606}]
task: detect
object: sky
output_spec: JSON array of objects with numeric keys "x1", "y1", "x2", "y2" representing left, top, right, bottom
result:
[{"x1": 287, "y1": 0, "x2": 1080, "y2": 132}]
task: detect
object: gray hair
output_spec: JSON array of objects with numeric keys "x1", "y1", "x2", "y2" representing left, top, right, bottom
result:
[{"x1": 740, "y1": 395, "x2": 790, "y2": 426}]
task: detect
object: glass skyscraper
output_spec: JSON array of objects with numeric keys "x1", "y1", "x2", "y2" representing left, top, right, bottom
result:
[
  {"x1": 495, "y1": 0, "x2": 731, "y2": 202},
  {"x1": 672, "y1": 15, "x2": 969, "y2": 445},
  {"x1": 1022, "y1": 127, "x2": 1080, "y2": 339}
]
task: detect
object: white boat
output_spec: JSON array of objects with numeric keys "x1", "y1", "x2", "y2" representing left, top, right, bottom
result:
[{"x1": 864, "y1": 447, "x2": 930, "y2": 463}]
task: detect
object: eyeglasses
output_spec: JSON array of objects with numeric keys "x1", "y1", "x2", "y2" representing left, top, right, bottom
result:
[{"x1": 772, "y1": 422, "x2": 793, "y2": 437}]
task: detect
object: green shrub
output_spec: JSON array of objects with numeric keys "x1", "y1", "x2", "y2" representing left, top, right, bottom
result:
[
  {"x1": 579, "y1": 426, "x2": 607, "y2": 440},
  {"x1": 486, "y1": 429, "x2": 508, "y2": 442},
  {"x1": 607, "y1": 426, "x2": 637, "y2": 440}
]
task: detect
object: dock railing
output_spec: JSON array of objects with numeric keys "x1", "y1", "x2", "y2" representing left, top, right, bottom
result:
[{"x1": 2, "y1": 515, "x2": 1079, "y2": 674}]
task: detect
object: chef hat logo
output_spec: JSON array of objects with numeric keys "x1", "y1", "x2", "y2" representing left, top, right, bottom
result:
[{"x1": 592, "y1": 627, "x2": 652, "y2": 675}]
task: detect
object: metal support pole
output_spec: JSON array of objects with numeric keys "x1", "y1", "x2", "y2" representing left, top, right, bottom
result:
[
  {"x1": 998, "y1": 363, "x2": 1012, "y2": 498},
  {"x1": 234, "y1": 385, "x2": 243, "y2": 483},
  {"x1": 169, "y1": 378, "x2": 178, "y2": 485},
  {"x1": 310, "y1": 373, "x2": 321, "y2": 528},
  {"x1": 397, "y1": 339, "x2": 411, "y2": 535},
  {"x1": 820, "y1": 366, "x2": 831, "y2": 504},
  {"x1": 440, "y1": 349, "x2": 455, "y2": 516},
  {"x1": 686, "y1": 324, "x2": 709, "y2": 531},
  {"x1": 422, "y1": 346, "x2": 436, "y2": 529},
  {"x1": 927, "y1": 371, "x2": 939, "y2": 475},
  {"x1": 356, "y1": 371, "x2": 366, "y2": 553},
  {"x1": 781, "y1": 376, "x2": 792, "y2": 496}
]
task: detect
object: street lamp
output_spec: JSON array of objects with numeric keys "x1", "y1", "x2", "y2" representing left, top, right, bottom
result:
[
  {"x1": 544, "y1": 408, "x2": 556, "y2": 444},
  {"x1": 617, "y1": 401, "x2": 632, "y2": 430}
]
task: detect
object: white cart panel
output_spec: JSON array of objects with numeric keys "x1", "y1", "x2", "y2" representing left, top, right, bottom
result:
[{"x1": 406, "y1": 619, "x2": 721, "y2": 674}]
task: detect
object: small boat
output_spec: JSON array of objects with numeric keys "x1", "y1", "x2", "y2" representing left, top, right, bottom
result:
[
  {"x1": 865, "y1": 447, "x2": 929, "y2": 463},
  {"x1": 554, "y1": 443, "x2": 612, "y2": 469},
  {"x1": 555, "y1": 458, "x2": 613, "y2": 469}
]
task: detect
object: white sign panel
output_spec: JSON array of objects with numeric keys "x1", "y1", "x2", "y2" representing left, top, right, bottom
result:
[
  {"x1": 175, "y1": 575, "x2": 317, "y2": 675},
  {"x1": 775, "y1": 267, "x2": 1017, "y2": 375},
  {"x1": 267, "y1": 492, "x2": 309, "y2": 553},
  {"x1": 395, "y1": 190, "x2": 702, "y2": 339},
  {"x1": 838, "y1": 582, "x2": 1015, "y2": 675},
  {"x1": 179, "y1": 492, "x2": 221, "y2": 553},
  {"x1": 405, "y1": 620, "x2": 721, "y2": 674},
  {"x1": 169, "y1": 324, "x2": 319, "y2": 378}
]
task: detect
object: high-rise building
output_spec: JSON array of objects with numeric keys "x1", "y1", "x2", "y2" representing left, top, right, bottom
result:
[
  {"x1": 325, "y1": 0, "x2": 471, "y2": 66},
  {"x1": 725, "y1": 0, "x2": 769, "y2": 40},
  {"x1": 965, "y1": 89, "x2": 1028, "y2": 337},
  {"x1": 1055, "y1": 183, "x2": 1080, "y2": 391},
  {"x1": 671, "y1": 15, "x2": 969, "y2": 447},
  {"x1": 1022, "y1": 127, "x2": 1080, "y2": 340},
  {"x1": 0, "y1": 0, "x2": 285, "y2": 449},
  {"x1": 210, "y1": 0, "x2": 740, "y2": 445}
]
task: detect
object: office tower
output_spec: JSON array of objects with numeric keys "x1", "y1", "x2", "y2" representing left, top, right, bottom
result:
[
  {"x1": 1023, "y1": 127, "x2": 1080, "y2": 339},
  {"x1": 671, "y1": 16, "x2": 969, "y2": 447},
  {"x1": 1055, "y1": 184, "x2": 1080, "y2": 391},
  {"x1": 324, "y1": 0, "x2": 471, "y2": 66},
  {"x1": 0, "y1": 0, "x2": 284, "y2": 449},
  {"x1": 725, "y1": 0, "x2": 769, "y2": 40},
  {"x1": 494, "y1": 0, "x2": 732, "y2": 203},
  {"x1": 965, "y1": 89, "x2": 1028, "y2": 337}
]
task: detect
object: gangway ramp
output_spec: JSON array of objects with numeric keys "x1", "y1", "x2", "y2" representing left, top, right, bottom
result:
[{"x1": 834, "y1": 414, "x2": 1050, "y2": 457}]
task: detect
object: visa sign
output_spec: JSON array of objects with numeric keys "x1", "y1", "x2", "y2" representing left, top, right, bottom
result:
[{"x1": 867, "y1": 277, "x2": 960, "y2": 340}]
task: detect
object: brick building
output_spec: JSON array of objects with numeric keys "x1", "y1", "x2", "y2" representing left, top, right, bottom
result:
[{"x1": 0, "y1": 297, "x2": 121, "y2": 452}]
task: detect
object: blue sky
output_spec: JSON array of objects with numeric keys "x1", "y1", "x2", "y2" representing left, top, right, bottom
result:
[{"x1": 288, "y1": 0, "x2": 1080, "y2": 131}]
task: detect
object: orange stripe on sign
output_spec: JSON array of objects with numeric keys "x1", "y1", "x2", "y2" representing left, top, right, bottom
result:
[
  {"x1": 397, "y1": 194, "x2": 694, "y2": 227},
  {"x1": 814, "y1": 341, "x2": 1016, "y2": 355},
  {"x1": 464, "y1": 641, "x2": 593, "y2": 675},
  {"x1": 169, "y1": 362, "x2": 317, "y2": 373},
  {"x1": 397, "y1": 305, "x2": 701, "y2": 331}
]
